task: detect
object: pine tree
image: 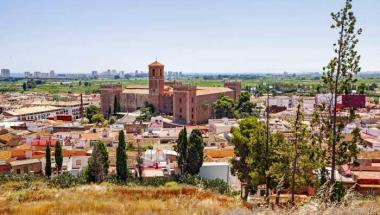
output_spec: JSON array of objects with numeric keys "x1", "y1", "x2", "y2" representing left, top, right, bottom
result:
[
  {"x1": 231, "y1": 117, "x2": 267, "y2": 200},
  {"x1": 55, "y1": 140, "x2": 63, "y2": 174},
  {"x1": 186, "y1": 129, "x2": 204, "y2": 175},
  {"x1": 175, "y1": 127, "x2": 188, "y2": 174},
  {"x1": 87, "y1": 141, "x2": 109, "y2": 183},
  {"x1": 45, "y1": 142, "x2": 52, "y2": 177},
  {"x1": 116, "y1": 130, "x2": 128, "y2": 181},
  {"x1": 323, "y1": 0, "x2": 362, "y2": 201}
]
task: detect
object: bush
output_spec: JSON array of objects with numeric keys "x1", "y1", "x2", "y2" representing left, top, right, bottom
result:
[
  {"x1": 49, "y1": 172, "x2": 86, "y2": 188},
  {"x1": 0, "y1": 173, "x2": 41, "y2": 185},
  {"x1": 203, "y1": 178, "x2": 230, "y2": 195},
  {"x1": 165, "y1": 181, "x2": 179, "y2": 189},
  {"x1": 177, "y1": 174, "x2": 231, "y2": 195},
  {"x1": 177, "y1": 174, "x2": 203, "y2": 186}
]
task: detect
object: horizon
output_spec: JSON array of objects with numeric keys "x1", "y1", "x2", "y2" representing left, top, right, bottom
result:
[{"x1": 1, "y1": 0, "x2": 379, "y2": 74}]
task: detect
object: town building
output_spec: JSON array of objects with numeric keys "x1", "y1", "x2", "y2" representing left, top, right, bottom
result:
[
  {"x1": 0, "y1": 69, "x2": 10, "y2": 78},
  {"x1": 3, "y1": 106, "x2": 65, "y2": 121},
  {"x1": 101, "y1": 61, "x2": 241, "y2": 124}
]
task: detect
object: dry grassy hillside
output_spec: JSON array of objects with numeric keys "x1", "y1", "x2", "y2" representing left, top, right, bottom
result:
[
  {"x1": 0, "y1": 181, "x2": 246, "y2": 215},
  {"x1": 0, "y1": 180, "x2": 379, "y2": 215}
]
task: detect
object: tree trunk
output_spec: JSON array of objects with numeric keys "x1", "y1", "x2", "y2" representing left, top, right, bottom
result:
[{"x1": 330, "y1": 19, "x2": 345, "y2": 201}]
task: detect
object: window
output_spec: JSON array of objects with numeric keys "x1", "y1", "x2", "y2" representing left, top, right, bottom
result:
[
  {"x1": 76, "y1": 160, "x2": 81, "y2": 166},
  {"x1": 152, "y1": 69, "x2": 155, "y2": 76},
  {"x1": 179, "y1": 108, "x2": 182, "y2": 113},
  {"x1": 191, "y1": 108, "x2": 194, "y2": 112},
  {"x1": 191, "y1": 114, "x2": 194, "y2": 119},
  {"x1": 23, "y1": 166, "x2": 28, "y2": 173},
  {"x1": 16, "y1": 169, "x2": 21, "y2": 174},
  {"x1": 191, "y1": 98, "x2": 194, "y2": 103},
  {"x1": 179, "y1": 114, "x2": 183, "y2": 118},
  {"x1": 179, "y1": 98, "x2": 182, "y2": 103}
]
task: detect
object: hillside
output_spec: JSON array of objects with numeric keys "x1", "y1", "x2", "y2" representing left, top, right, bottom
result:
[
  {"x1": 0, "y1": 181, "x2": 245, "y2": 215},
  {"x1": 0, "y1": 180, "x2": 379, "y2": 215}
]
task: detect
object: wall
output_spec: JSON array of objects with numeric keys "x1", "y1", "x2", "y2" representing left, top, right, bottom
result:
[{"x1": 195, "y1": 91, "x2": 235, "y2": 124}]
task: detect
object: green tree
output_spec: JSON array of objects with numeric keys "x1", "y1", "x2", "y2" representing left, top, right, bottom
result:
[
  {"x1": 136, "y1": 102, "x2": 155, "y2": 121},
  {"x1": 54, "y1": 141, "x2": 63, "y2": 174},
  {"x1": 116, "y1": 130, "x2": 128, "y2": 181},
  {"x1": 113, "y1": 95, "x2": 121, "y2": 115},
  {"x1": 213, "y1": 95, "x2": 235, "y2": 118},
  {"x1": 231, "y1": 118, "x2": 267, "y2": 200},
  {"x1": 45, "y1": 142, "x2": 52, "y2": 177},
  {"x1": 235, "y1": 91, "x2": 257, "y2": 118},
  {"x1": 22, "y1": 82, "x2": 27, "y2": 91},
  {"x1": 186, "y1": 129, "x2": 204, "y2": 175},
  {"x1": 86, "y1": 105, "x2": 99, "y2": 123},
  {"x1": 268, "y1": 132, "x2": 291, "y2": 205},
  {"x1": 357, "y1": 82, "x2": 367, "y2": 94},
  {"x1": 91, "y1": 113, "x2": 105, "y2": 124},
  {"x1": 322, "y1": 0, "x2": 362, "y2": 200},
  {"x1": 175, "y1": 127, "x2": 188, "y2": 174},
  {"x1": 87, "y1": 141, "x2": 109, "y2": 183}
]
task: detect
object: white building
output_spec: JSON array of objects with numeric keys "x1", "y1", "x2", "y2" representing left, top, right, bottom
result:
[
  {"x1": 4, "y1": 106, "x2": 65, "y2": 121},
  {"x1": 208, "y1": 118, "x2": 238, "y2": 134},
  {"x1": 0, "y1": 69, "x2": 10, "y2": 78}
]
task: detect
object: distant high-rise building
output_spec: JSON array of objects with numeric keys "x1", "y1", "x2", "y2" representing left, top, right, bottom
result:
[
  {"x1": 1, "y1": 69, "x2": 10, "y2": 78},
  {"x1": 24, "y1": 71, "x2": 32, "y2": 78},
  {"x1": 49, "y1": 70, "x2": 55, "y2": 78},
  {"x1": 34, "y1": 71, "x2": 41, "y2": 78},
  {"x1": 91, "y1": 70, "x2": 98, "y2": 78}
]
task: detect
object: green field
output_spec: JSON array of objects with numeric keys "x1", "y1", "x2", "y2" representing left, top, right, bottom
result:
[{"x1": 1, "y1": 76, "x2": 379, "y2": 95}]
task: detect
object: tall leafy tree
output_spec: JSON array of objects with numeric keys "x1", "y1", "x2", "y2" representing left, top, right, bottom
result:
[
  {"x1": 175, "y1": 127, "x2": 188, "y2": 174},
  {"x1": 186, "y1": 129, "x2": 204, "y2": 175},
  {"x1": 45, "y1": 142, "x2": 52, "y2": 177},
  {"x1": 54, "y1": 141, "x2": 63, "y2": 174},
  {"x1": 235, "y1": 91, "x2": 257, "y2": 118},
  {"x1": 268, "y1": 132, "x2": 291, "y2": 205},
  {"x1": 86, "y1": 105, "x2": 99, "y2": 123},
  {"x1": 213, "y1": 95, "x2": 235, "y2": 118},
  {"x1": 116, "y1": 130, "x2": 128, "y2": 181},
  {"x1": 231, "y1": 118, "x2": 267, "y2": 200},
  {"x1": 87, "y1": 141, "x2": 109, "y2": 183},
  {"x1": 322, "y1": 0, "x2": 362, "y2": 200}
]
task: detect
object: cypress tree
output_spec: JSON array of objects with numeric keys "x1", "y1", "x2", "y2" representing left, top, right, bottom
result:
[
  {"x1": 45, "y1": 142, "x2": 52, "y2": 177},
  {"x1": 113, "y1": 95, "x2": 120, "y2": 115},
  {"x1": 186, "y1": 129, "x2": 204, "y2": 175},
  {"x1": 175, "y1": 127, "x2": 188, "y2": 174},
  {"x1": 116, "y1": 130, "x2": 128, "y2": 181},
  {"x1": 55, "y1": 140, "x2": 63, "y2": 174}
]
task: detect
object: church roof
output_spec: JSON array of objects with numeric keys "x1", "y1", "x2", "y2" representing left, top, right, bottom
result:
[{"x1": 149, "y1": 60, "x2": 164, "y2": 67}]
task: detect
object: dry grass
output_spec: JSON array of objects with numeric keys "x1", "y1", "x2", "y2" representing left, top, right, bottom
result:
[
  {"x1": 0, "y1": 182, "x2": 246, "y2": 215},
  {"x1": 1, "y1": 181, "x2": 379, "y2": 215}
]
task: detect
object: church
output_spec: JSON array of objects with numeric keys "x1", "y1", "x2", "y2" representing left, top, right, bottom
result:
[{"x1": 101, "y1": 61, "x2": 241, "y2": 124}]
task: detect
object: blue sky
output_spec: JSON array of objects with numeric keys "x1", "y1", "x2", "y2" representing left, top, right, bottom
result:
[{"x1": 0, "y1": 0, "x2": 379, "y2": 74}]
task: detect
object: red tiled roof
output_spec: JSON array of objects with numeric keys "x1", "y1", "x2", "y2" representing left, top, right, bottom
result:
[{"x1": 31, "y1": 139, "x2": 58, "y2": 147}]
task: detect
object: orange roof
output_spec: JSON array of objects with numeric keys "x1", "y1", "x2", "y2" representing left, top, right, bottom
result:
[{"x1": 62, "y1": 150, "x2": 88, "y2": 157}]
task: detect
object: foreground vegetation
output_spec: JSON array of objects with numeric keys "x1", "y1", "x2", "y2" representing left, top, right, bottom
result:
[{"x1": 0, "y1": 177, "x2": 379, "y2": 215}]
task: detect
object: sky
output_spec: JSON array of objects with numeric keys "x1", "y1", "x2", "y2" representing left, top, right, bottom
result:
[{"x1": 0, "y1": 0, "x2": 379, "y2": 74}]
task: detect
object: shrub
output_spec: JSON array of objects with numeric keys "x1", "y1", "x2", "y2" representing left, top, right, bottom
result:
[
  {"x1": 203, "y1": 178, "x2": 230, "y2": 195},
  {"x1": 0, "y1": 173, "x2": 41, "y2": 185},
  {"x1": 49, "y1": 172, "x2": 86, "y2": 188},
  {"x1": 177, "y1": 174, "x2": 203, "y2": 186},
  {"x1": 165, "y1": 181, "x2": 179, "y2": 189}
]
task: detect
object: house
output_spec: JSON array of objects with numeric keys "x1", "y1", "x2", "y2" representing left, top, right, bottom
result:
[{"x1": 9, "y1": 159, "x2": 42, "y2": 175}]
